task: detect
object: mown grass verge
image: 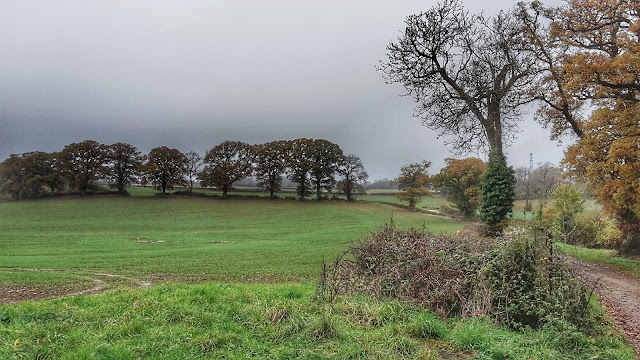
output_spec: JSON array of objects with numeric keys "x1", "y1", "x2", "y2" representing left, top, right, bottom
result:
[
  {"x1": 558, "y1": 243, "x2": 640, "y2": 278},
  {"x1": 0, "y1": 282, "x2": 634, "y2": 359}
]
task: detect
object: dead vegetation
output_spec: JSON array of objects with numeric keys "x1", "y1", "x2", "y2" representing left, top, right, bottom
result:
[{"x1": 320, "y1": 223, "x2": 605, "y2": 333}]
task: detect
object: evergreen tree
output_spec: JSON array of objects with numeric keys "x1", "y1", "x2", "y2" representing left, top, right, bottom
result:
[{"x1": 480, "y1": 151, "x2": 515, "y2": 234}]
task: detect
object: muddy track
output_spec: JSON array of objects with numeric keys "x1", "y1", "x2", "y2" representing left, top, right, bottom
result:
[
  {"x1": 568, "y1": 257, "x2": 640, "y2": 357},
  {"x1": 0, "y1": 271, "x2": 152, "y2": 304}
]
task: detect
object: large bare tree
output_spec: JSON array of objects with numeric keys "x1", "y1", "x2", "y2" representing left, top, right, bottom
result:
[{"x1": 379, "y1": 0, "x2": 537, "y2": 154}]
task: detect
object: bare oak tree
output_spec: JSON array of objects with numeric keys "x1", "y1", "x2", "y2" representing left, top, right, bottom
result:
[
  {"x1": 183, "y1": 151, "x2": 203, "y2": 193},
  {"x1": 379, "y1": 0, "x2": 537, "y2": 154},
  {"x1": 336, "y1": 154, "x2": 368, "y2": 201}
]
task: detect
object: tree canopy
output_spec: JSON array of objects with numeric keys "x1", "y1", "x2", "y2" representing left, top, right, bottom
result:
[
  {"x1": 59, "y1": 140, "x2": 108, "y2": 196},
  {"x1": 183, "y1": 151, "x2": 203, "y2": 193},
  {"x1": 105, "y1": 142, "x2": 143, "y2": 196},
  {"x1": 395, "y1": 161, "x2": 432, "y2": 209},
  {"x1": 380, "y1": 0, "x2": 536, "y2": 154},
  {"x1": 435, "y1": 157, "x2": 486, "y2": 218},
  {"x1": 140, "y1": 146, "x2": 187, "y2": 195},
  {"x1": 336, "y1": 154, "x2": 368, "y2": 201},
  {"x1": 523, "y1": 0, "x2": 640, "y2": 253},
  {"x1": 200, "y1": 141, "x2": 254, "y2": 198},
  {"x1": 308, "y1": 139, "x2": 343, "y2": 200},
  {"x1": 254, "y1": 140, "x2": 289, "y2": 199}
]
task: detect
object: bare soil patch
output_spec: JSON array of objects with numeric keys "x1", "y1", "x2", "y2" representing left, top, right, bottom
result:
[
  {"x1": 568, "y1": 256, "x2": 640, "y2": 356},
  {"x1": 131, "y1": 237, "x2": 165, "y2": 243},
  {"x1": 0, "y1": 272, "x2": 152, "y2": 304}
]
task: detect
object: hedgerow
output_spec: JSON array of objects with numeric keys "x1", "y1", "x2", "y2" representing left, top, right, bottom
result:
[{"x1": 322, "y1": 223, "x2": 606, "y2": 334}]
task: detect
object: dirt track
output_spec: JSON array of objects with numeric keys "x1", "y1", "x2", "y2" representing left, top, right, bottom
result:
[
  {"x1": 0, "y1": 271, "x2": 152, "y2": 304},
  {"x1": 568, "y1": 257, "x2": 640, "y2": 357}
]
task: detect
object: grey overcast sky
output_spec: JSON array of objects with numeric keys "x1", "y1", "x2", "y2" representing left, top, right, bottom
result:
[{"x1": 0, "y1": 0, "x2": 568, "y2": 180}]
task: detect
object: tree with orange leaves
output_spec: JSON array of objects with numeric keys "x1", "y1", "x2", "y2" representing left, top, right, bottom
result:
[
  {"x1": 524, "y1": 0, "x2": 640, "y2": 253},
  {"x1": 564, "y1": 101, "x2": 640, "y2": 252},
  {"x1": 394, "y1": 161, "x2": 432, "y2": 209},
  {"x1": 435, "y1": 158, "x2": 487, "y2": 218}
]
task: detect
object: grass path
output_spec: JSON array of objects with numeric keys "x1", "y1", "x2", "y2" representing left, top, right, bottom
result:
[{"x1": 558, "y1": 243, "x2": 640, "y2": 278}]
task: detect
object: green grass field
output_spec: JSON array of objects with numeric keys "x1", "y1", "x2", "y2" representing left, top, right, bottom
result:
[
  {"x1": 0, "y1": 282, "x2": 634, "y2": 360},
  {"x1": 0, "y1": 195, "x2": 634, "y2": 358},
  {"x1": 0, "y1": 196, "x2": 463, "y2": 288},
  {"x1": 128, "y1": 185, "x2": 452, "y2": 209}
]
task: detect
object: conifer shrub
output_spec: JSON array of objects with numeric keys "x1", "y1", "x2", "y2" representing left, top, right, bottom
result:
[{"x1": 479, "y1": 151, "x2": 516, "y2": 235}]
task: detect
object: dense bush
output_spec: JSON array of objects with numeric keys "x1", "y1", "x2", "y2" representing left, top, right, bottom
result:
[
  {"x1": 572, "y1": 211, "x2": 622, "y2": 249},
  {"x1": 544, "y1": 184, "x2": 585, "y2": 243},
  {"x1": 325, "y1": 224, "x2": 494, "y2": 316},
  {"x1": 484, "y1": 232, "x2": 600, "y2": 332},
  {"x1": 438, "y1": 204, "x2": 460, "y2": 218},
  {"x1": 325, "y1": 224, "x2": 604, "y2": 334}
]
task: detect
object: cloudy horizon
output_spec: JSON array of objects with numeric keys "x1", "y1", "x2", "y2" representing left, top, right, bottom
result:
[{"x1": 0, "y1": 0, "x2": 569, "y2": 180}]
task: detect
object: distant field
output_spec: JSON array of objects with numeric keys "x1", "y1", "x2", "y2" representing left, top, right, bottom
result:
[
  {"x1": 0, "y1": 197, "x2": 464, "y2": 288},
  {"x1": 128, "y1": 186, "x2": 453, "y2": 209},
  {"x1": 512, "y1": 198, "x2": 603, "y2": 220}
]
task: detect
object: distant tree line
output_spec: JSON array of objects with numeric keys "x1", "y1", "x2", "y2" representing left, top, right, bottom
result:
[
  {"x1": 514, "y1": 162, "x2": 567, "y2": 202},
  {"x1": 0, "y1": 138, "x2": 368, "y2": 201}
]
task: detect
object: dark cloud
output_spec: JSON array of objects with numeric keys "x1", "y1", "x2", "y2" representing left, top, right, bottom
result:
[{"x1": 0, "y1": 0, "x2": 567, "y2": 179}]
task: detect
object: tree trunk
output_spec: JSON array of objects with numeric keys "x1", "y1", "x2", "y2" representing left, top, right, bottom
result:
[
  {"x1": 485, "y1": 103, "x2": 503, "y2": 154},
  {"x1": 222, "y1": 186, "x2": 228, "y2": 198},
  {"x1": 299, "y1": 184, "x2": 306, "y2": 201},
  {"x1": 316, "y1": 182, "x2": 321, "y2": 200},
  {"x1": 620, "y1": 212, "x2": 640, "y2": 255}
]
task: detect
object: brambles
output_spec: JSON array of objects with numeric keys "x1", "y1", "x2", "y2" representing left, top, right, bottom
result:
[{"x1": 323, "y1": 223, "x2": 604, "y2": 334}]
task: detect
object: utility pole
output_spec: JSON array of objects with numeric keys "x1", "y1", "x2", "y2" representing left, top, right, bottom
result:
[{"x1": 525, "y1": 152, "x2": 533, "y2": 212}]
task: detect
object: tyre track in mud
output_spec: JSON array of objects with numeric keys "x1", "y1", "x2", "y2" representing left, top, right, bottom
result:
[{"x1": 0, "y1": 269, "x2": 152, "y2": 304}]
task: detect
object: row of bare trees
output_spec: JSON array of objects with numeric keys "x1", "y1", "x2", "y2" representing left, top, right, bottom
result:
[{"x1": 0, "y1": 138, "x2": 368, "y2": 201}]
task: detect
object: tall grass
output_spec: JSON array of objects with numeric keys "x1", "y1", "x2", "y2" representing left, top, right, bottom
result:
[{"x1": 0, "y1": 283, "x2": 633, "y2": 359}]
